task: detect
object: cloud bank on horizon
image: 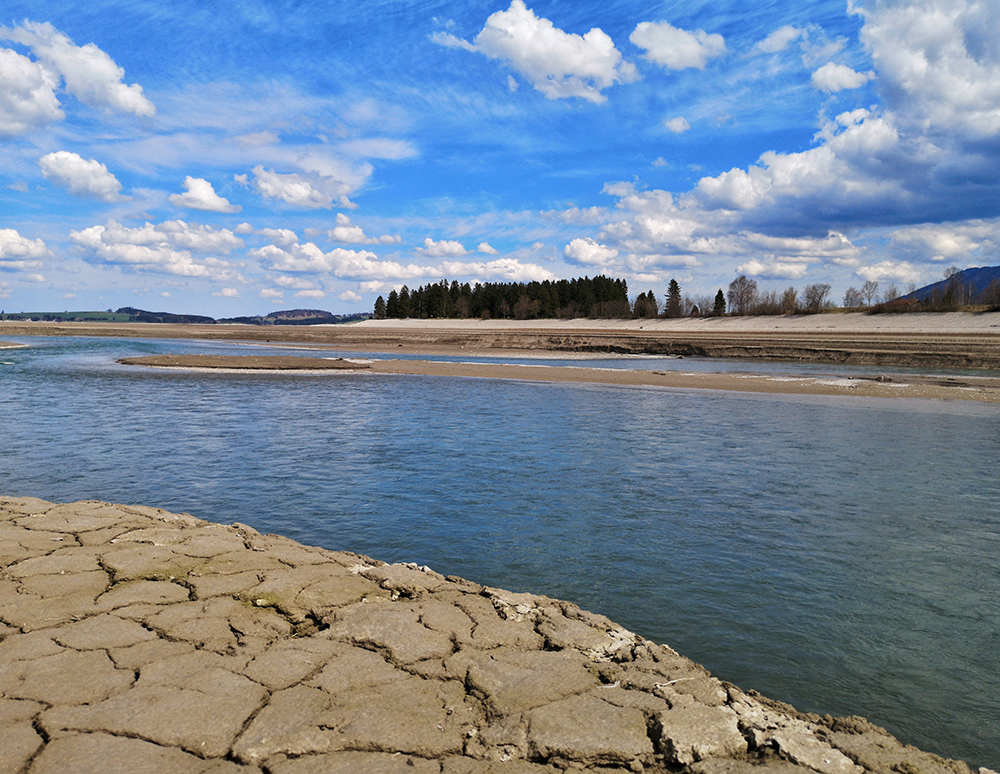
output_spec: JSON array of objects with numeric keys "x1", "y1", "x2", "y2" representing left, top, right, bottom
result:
[{"x1": 1, "y1": 0, "x2": 999, "y2": 313}]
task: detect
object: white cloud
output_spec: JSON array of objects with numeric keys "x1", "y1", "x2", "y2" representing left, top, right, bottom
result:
[
  {"x1": 339, "y1": 290, "x2": 362, "y2": 302},
  {"x1": 0, "y1": 21, "x2": 154, "y2": 119},
  {"x1": 737, "y1": 258, "x2": 813, "y2": 280},
  {"x1": 213, "y1": 288, "x2": 241, "y2": 298},
  {"x1": 811, "y1": 62, "x2": 874, "y2": 93},
  {"x1": 239, "y1": 165, "x2": 361, "y2": 210},
  {"x1": 70, "y1": 219, "x2": 243, "y2": 280},
  {"x1": 169, "y1": 177, "x2": 241, "y2": 213},
  {"x1": 888, "y1": 220, "x2": 1000, "y2": 263},
  {"x1": 239, "y1": 166, "x2": 333, "y2": 209},
  {"x1": 862, "y1": 0, "x2": 1000, "y2": 139},
  {"x1": 260, "y1": 288, "x2": 283, "y2": 299},
  {"x1": 439, "y1": 257, "x2": 557, "y2": 282},
  {"x1": 665, "y1": 116, "x2": 690, "y2": 133},
  {"x1": 630, "y1": 21, "x2": 726, "y2": 71},
  {"x1": 327, "y1": 213, "x2": 400, "y2": 245},
  {"x1": 0, "y1": 228, "x2": 47, "y2": 270},
  {"x1": 539, "y1": 206, "x2": 609, "y2": 225},
  {"x1": 417, "y1": 237, "x2": 469, "y2": 257},
  {"x1": 38, "y1": 151, "x2": 126, "y2": 202},
  {"x1": 252, "y1": 233, "x2": 427, "y2": 281},
  {"x1": 563, "y1": 237, "x2": 619, "y2": 266},
  {"x1": 856, "y1": 260, "x2": 922, "y2": 284},
  {"x1": 0, "y1": 47, "x2": 63, "y2": 136},
  {"x1": 295, "y1": 289, "x2": 325, "y2": 298},
  {"x1": 477, "y1": 242, "x2": 499, "y2": 254},
  {"x1": 754, "y1": 25, "x2": 805, "y2": 54},
  {"x1": 234, "y1": 131, "x2": 279, "y2": 148},
  {"x1": 435, "y1": 0, "x2": 638, "y2": 103}
]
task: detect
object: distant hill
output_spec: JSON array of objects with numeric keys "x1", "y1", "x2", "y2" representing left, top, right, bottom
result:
[
  {"x1": 1, "y1": 305, "x2": 371, "y2": 325},
  {"x1": 115, "y1": 307, "x2": 216, "y2": 324},
  {"x1": 904, "y1": 265, "x2": 1000, "y2": 304},
  {"x1": 216, "y1": 309, "x2": 371, "y2": 325}
]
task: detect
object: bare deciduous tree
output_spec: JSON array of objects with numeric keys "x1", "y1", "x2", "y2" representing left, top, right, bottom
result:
[
  {"x1": 861, "y1": 280, "x2": 879, "y2": 306},
  {"x1": 781, "y1": 286, "x2": 799, "y2": 313},
  {"x1": 803, "y1": 283, "x2": 831, "y2": 313},
  {"x1": 727, "y1": 275, "x2": 758, "y2": 315}
]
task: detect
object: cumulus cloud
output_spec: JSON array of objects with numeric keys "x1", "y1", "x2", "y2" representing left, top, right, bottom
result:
[
  {"x1": 477, "y1": 242, "x2": 499, "y2": 254},
  {"x1": 213, "y1": 288, "x2": 241, "y2": 298},
  {"x1": 169, "y1": 177, "x2": 241, "y2": 213},
  {"x1": 862, "y1": 0, "x2": 1000, "y2": 140},
  {"x1": 0, "y1": 21, "x2": 154, "y2": 129},
  {"x1": 0, "y1": 47, "x2": 63, "y2": 135},
  {"x1": 811, "y1": 62, "x2": 874, "y2": 93},
  {"x1": 327, "y1": 213, "x2": 400, "y2": 245},
  {"x1": 0, "y1": 228, "x2": 47, "y2": 270},
  {"x1": 585, "y1": 182, "x2": 867, "y2": 281},
  {"x1": 433, "y1": 0, "x2": 638, "y2": 103},
  {"x1": 237, "y1": 165, "x2": 360, "y2": 210},
  {"x1": 251, "y1": 232, "x2": 427, "y2": 281},
  {"x1": 665, "y1": 116, "x2": 690, "y2": 133},
  {"x1": 630, "y1": 21, "x2": 726, "y2": 71},
  {"x1": 439, "y1": 257, "x2": 557, "y2": 282},
  {"x1": 38, "y1": 151, "x2": 126, "y2": 201},
  {"x1": 888, "y1": 220, "x2": 1000, "y2": 263},
  {"x1": 70, "y1": 219, "x2": 243, "y2": 280},
  {"x1": 417, "y1": 237, "x2": 469, "y2": 257},
  {"x1": 339, "y1": 290, "x2": 362, "y2": 302},
  {"x1": 563, "y1": 237, "x2": 618, "y2": 266},
  {"x1": 737, "y1": 258, "x2": 813, "y2": 280},
  {"x1": 856, "y1": 260, "x2": 921, "y2": 284}
]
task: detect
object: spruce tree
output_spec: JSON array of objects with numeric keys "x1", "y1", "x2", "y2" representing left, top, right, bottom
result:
[
  {"x1": 713, "y1": 289, "x2": 726, "y2": 316},
  {"x1": 373, "y1": 295, "x2": 386, "y2": 319},
  {"x1": 665, "y1": 279, "x2": 682, "y2": 318}
]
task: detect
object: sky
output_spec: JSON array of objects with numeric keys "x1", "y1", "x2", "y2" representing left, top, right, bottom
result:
[{"x1": 2, "y1": 0, "x2": 999, "y2": 316}]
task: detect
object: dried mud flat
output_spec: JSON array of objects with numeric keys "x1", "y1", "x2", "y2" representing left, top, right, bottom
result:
[{"x1": 2, "y1": 497, "x2": 995, "y2": 774}]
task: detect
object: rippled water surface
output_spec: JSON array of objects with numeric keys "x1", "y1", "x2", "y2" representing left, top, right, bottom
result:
[{"x1": 2, "y1": 335, "x2": 999, "y2": 768}]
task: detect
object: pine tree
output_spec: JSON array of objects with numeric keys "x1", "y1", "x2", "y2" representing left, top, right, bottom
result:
[
  {"x1": 373, "y1": 295, "x2": 386, "y2": 319},
  {"x1": 713, "y1": 289, "x2": 726, "y2": 316},
  {"x1": 665, "y1": 279, "x2": 682, "y2": 318}
]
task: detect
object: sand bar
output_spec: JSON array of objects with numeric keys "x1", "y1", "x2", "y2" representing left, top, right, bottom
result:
[
  {"x1": 117, "y1": 354, "x2": 371, "y2": 371},
  {"x1": 118, "y1": 354, "x2": 1000, "y2": 403},
  {"x1": 1, "y1": 496, "x2": 990, "y2": 774},
  {"x1": 5, "y1": 311, "x2": 1000, "y2": 369}
]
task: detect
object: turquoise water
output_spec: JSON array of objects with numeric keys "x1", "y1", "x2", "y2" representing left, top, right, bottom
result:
[{"x1": 2, "y1": 335, "x2": 998, "y2": 768}]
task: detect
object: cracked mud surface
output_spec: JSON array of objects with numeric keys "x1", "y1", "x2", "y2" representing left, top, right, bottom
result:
[{"x1": 1, "y1": 497, "x2": 993, "y2": 774}]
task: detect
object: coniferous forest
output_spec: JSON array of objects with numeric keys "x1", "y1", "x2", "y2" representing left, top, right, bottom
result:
[{"x1": 374, "y1": 276, "x2": 630, "y2": 320}]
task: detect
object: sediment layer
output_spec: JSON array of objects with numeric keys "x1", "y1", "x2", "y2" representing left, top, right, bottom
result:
[
  {"x1": 117, "y1": 354, "x2": 1000, "y2": 403},
  {"x1": 1, "y1": 497, "x2": 991, "y2": 774},
  {"x1": 4, "y1": 313, "x2": 1000, "y2": 369}
]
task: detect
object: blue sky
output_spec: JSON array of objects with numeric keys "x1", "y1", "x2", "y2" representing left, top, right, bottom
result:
[{"x1": 2, "y1": 0, "x2": 999, "y2": 315}]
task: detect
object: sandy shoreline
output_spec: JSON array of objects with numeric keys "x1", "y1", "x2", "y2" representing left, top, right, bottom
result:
[
  {"x1": 117, "y1": 354, "x2": 1000, "y2": 403},
  {"x1": 4, "y1": 312, "x2": 1000, "y2": 370}
]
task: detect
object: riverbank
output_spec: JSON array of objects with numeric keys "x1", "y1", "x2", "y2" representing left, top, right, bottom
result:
[
  {"x1": 4, "y1": 311, "x2": 1000, "y2": 369},
  {"x1": 2, "y1": 496, "x2": 993, "y2": 774}
]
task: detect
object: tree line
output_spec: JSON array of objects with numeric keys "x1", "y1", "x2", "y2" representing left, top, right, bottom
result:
[
  {"x1": 373, "y1": 267, "x2": 1000, "y2": 321},
  {"x1": 374, "y1": 276, "x2": 630, "y2": 320}
]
